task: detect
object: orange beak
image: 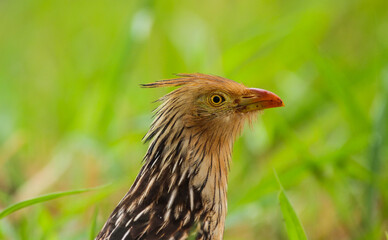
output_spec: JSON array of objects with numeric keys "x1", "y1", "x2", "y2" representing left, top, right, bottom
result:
[{"x1": 237, "y1": 88, "x2": 284, "y2": 112}]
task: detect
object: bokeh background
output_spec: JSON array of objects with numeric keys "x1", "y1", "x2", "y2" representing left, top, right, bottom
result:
[{"x1": 1, "y1": 0, "x2": 387, "y2": 239}]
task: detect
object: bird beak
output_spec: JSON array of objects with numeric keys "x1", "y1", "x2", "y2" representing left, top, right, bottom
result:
[{"x1": 237, "y1": 88, "x2": 284, "y2": 112}]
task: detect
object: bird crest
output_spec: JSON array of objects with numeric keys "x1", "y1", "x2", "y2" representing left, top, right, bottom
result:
[{"x1": 141, "y1": 73, "x2": 243, "y2": 89}]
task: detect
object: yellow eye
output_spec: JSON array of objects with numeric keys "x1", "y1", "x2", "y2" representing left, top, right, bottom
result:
[{"x1": 209, "y1": 94, "x2": 225, "y2": 106}]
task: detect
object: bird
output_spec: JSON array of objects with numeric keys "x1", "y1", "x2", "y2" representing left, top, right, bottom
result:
[{"x1": 96, "y1": 73, "x2": 284, "y2": 240}]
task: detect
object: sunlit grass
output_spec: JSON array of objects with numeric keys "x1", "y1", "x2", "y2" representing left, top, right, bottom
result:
[
  {"x1": 0, "y1": 185, "x2": 107, "y2": 220},
  {"x1": 275, "y1": 170, "x2": 308, "y2": 240}
]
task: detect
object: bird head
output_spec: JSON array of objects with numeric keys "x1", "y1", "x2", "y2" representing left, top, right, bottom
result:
[
  {"x1": 142, "y1": 73, "x2": 284, "y2": 142},
  {"x1": 96, "y1": 73, "x2": 284, "y2": 240}
]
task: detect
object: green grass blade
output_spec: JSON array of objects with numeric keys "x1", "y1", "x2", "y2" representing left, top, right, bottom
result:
[
  {"x1": 274, "y1": 169, "x2": 308, "y2": 240},
  {"x1": 89, "y1": 207, "x2": 99, "y2": 240},
  {"x1": 0, "y1": 185, "x2": 107, "y2": 219},
  {"x1": 385, "y1": 231, "x2": 388, "y2": 240}
]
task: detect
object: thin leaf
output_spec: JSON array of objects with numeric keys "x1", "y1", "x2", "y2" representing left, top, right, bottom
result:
[
  {"x1": 274, "y1": 169, "x2": 308, "y2": 240},
  {"x1": 385, "y1": 231, "x2": 388, "y2": 240},
  {"x1": 0, "y1": 185, "x2": 108, "y2": 219},
  {"x1": 89, "y1": 207, "x2": 99, "y2": 240}
]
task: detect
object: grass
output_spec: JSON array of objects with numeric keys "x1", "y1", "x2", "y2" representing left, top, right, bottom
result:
[
  {"x1": 89, "y1": 208, "x2": 99, "y2": 240},
  {"x1": 0, "y1": 185, "x2": 106, "y2": 220},
  {"x1": 275, "y1": 170, "x2": 308, "y2": 240},
  {"x1": 0, "y1": 0, "x2": 387, "y2": 239}
]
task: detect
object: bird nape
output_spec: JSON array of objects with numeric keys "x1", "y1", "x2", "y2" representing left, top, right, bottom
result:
[{"x1": 96, "y1": 73, "x2": 284, "y2": 240}]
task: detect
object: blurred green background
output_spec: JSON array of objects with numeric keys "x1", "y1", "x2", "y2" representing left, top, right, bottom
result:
[{"x1": 1, "y1": 0, "x2": 387, "y2": 239}]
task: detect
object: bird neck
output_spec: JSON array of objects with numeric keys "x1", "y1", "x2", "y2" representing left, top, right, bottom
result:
[
  {"x1": 139, "y1": 118, "x2": 238, "y2": 239},
  {"x1": 143, "y1": 118, "x2": 236, "y2": 195}
]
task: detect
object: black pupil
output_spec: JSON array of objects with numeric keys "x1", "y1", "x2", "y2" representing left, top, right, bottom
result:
[{"x1": 213, "y1": 96, "x2": 221, "y2": 103}]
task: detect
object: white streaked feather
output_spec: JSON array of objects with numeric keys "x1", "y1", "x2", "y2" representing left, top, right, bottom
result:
[
  {"x1": 121, "y1": 228, "x2": 131, "y2": 240},
  {"x1": 125, "y1": 218, "x2": 132, "y2": 227},
  {"x1": 167, "y1": 188, "x2": 178, "y2": 210},
  {"x1": 115, "y1": 213, "x2": 125, "y2": 226},
  {"x1": 189, "y1": 186, "x2": 194, "y2": 211},
  {"x1": 178, "y1": 168, "x2": 187, "y2": 185},
  {"x1": 182, "y1": 211, "x2": 191, "y2": 226},
  {"x1": 137, "y1": 176, "x2": 156, "y2": 205},
  {"x1": 168, "y1": 173, "x2": 177, "y2": 192},
  {"x1": 164, "y1": 209, "x2": 171, "y2": 221}
]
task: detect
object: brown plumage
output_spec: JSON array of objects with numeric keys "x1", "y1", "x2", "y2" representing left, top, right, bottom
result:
[{"x1": 96, "y1": 73, "x2": 284, "y2": 240}]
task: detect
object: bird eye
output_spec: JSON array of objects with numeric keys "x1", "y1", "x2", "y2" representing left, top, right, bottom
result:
[{"x1": 209, "y1": 94, "x2": 225, "y2": 106}]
